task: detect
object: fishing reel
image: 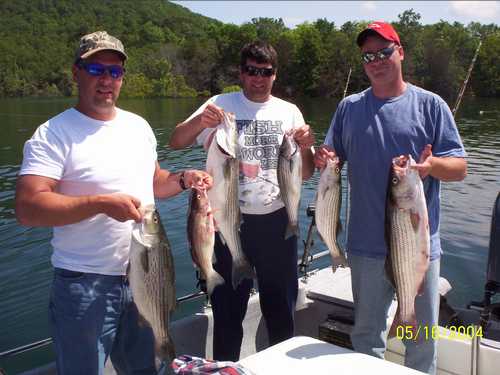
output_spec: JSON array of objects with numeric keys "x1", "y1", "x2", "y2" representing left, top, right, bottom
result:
[{"x1": 467, "y1": 192, "x2": 500, "y2": 339}]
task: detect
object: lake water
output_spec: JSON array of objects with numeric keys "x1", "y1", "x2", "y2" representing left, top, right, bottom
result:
[{"x1": 0, "y1": 96, "x2": 499, "y2": 373}]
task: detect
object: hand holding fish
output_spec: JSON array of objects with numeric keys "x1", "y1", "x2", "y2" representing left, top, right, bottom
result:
[
  {"x1": 411, "y1": 144, "x2": 433, "y2": 179},
  {"x1": 314, "y1": 144, "x2": 337, "y2": 171},
  {"x1": 196, "y1": 103, "x2": 224, "y2": 129},
  {"x1": 100, "y1": 193, "x2": 142, "y2": 223},
  {"x1": 183, "y1": 170, "x2": 213, "y2": 190},
  {"x1": 293, "y1": 124, "x2": 315, "y2": 149}
]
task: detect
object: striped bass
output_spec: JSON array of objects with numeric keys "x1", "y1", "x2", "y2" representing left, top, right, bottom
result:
[
  {"x1": 387, "y1": 155, "x2": 430, "y2": 329},
  {"x1": 277, "y1": 132, "x2": 302, "y2": 239},
  {"x1": 187, "y1": 187, "x2": 224, "y2": 296},
  {"x1": 129, "y1": 204, "x2": 176, "y2": 362},
  {"x1": 206, "y1": 111, "x2": 254, "y2": 289},
  {"x1": 315, "y1": 157, "x2": 348, "y2": 270}
]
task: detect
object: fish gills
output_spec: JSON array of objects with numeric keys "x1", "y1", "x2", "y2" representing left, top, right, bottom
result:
[
  {"x1": 315, "y1": 157, "x2": 348, "y2": 270},
  {"x1": 277, "y1": 133, "x2": 302, "y2": 239},
  {"x1": 187, "y1": 188, "x2": 224, "y2": 296},
  {"x1": 129, "y1": 205, "x2": 176, "y2": 362}
]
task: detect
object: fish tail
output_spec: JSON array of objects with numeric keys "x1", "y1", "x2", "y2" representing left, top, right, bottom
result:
[
  {"x1": 284, "y1": 222, "x2": 299, "y2": 240},
  {"x1": 330, "y1": 251, "x2": 348, "y2": 271},
  {"x1": 398, "y1": 295, "x2": 417, "y2": 329},
  {"x1": 231, "y1": 258, "x2": 254, "y2": 290},
  {"x1": 155, "y1": 335, "x2": 176, "y2": 363},
  {"x1": 206, "y1": 270, "x2": 225, "y2": 296}
]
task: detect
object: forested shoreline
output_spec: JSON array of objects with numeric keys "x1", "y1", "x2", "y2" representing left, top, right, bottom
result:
[{"x1": 1, "y1": 0, "x2": 498, "y2": 101}]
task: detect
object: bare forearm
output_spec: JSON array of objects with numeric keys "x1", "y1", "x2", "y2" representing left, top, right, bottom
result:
[
  {"x1": 301, "y1": 148, "x2": 315, "y2": 180},
  {"x1": 169, "y1": 117, "x2": 205, "y2": 150},
  {"x1": 430, "y1": 157, "x2": 467, "y2": 181},
  {"x1": 16, "y1": 192, "x2": 105, "y2": 227},
  {"x1": 153, "y1": 168, "x2": 183, "y2": 198}
]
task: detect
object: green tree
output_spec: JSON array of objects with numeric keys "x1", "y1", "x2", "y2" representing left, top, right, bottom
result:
[{"x1": 473, "y1": 32, "x2": 500, "y2": 96}]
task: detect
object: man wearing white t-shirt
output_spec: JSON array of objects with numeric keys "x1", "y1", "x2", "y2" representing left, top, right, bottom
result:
[
  {"x1": 15, "y1": 31, "x2": 212, "y2": 375},
  {"x1": 169, "y1": 41, "x2": 315, "y2": 361}
]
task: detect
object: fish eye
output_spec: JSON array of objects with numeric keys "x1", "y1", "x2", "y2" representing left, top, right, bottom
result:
[
  {"x1": 392, "y1": 177, "x2": 399, "y2": 185},
  {"x1": 335, "y1": 167, "x2": 340, "y2": 174}
]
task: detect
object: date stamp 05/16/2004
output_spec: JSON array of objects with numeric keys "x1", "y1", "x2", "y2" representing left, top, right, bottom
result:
[{"x1": 396, "y1": 325, "x2": 484, "y2": 341}]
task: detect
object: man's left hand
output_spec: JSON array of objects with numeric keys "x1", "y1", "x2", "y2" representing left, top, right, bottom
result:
[
  {"x1": 412, "y1": 144, "x2": 433, "y2": 179},
  {"x1": 183, "y1": 170, "x2": 213, "y2": 190},
  {"x1": 293, "y1": 124, "x2": 315, "y2": 149}
]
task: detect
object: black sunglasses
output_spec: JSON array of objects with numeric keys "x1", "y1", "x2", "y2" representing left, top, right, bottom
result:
[
  {"x1": 77, "y1": 61, "x2": 125, "y2": 79},
  {"x1": 242, "y1": 65, "x2": 275, "y2": 77},
  {"x1": 361, "y1": 45, "x2": 397, "y2": 64}
]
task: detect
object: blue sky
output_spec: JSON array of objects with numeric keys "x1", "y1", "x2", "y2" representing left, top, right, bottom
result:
[{"x1": 172, "y1": 1, "x2": 500, "y2": 28}]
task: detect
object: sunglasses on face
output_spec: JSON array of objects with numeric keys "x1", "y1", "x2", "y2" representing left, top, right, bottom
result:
[
  {"x1": 242, "y1": 65, "x2": 275, "y2": 77},
  {"x1": 77, "y1": 61, "x2": 125, "y2": 79},
  {"x1": 361, "y1": 45, "x2": 397, "y2": 64}
]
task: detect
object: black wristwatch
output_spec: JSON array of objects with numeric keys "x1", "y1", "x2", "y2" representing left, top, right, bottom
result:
[{"x1": 179, "y1": 171, "x2": 187, "y2": 190}]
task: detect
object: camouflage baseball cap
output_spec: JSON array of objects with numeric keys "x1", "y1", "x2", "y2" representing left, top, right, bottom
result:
[{"x1": 75, "y1": 31, "x2": 127, "y2": 62}]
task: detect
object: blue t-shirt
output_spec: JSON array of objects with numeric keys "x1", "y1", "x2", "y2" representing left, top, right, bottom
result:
[{"x1": 324, "y1": 83, "x2": 466, "y2": 260}]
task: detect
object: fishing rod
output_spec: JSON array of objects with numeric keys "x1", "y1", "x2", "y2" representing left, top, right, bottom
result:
[
  {"x1": 452, "y1": 39, "x2": 482, "y2": 118},
  {"x1": 299, "y1": 67, "x2": 352, "y2": 278},
  {"x1": 0, "y1": 289, "x2": 209, "y2": 362}
]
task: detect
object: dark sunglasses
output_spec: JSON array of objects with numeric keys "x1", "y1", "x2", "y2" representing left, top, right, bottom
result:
[
  {"x1": 242, "y1": 65, "x2": 275, "y2": 77},
  {"x1": 77, "y1": 61, "x2": 125, "y2": 79},
  {"x1": 361, "y1": 45, "x2": 397, "y2": 64}
]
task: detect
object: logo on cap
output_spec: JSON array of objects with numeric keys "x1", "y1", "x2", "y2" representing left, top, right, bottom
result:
[
  {"x1": 357, "y1": 21, "x2": 401, "y2": 47},
  {"x1": 75, "y1": 31, "x2": 127, "y2": 62}
]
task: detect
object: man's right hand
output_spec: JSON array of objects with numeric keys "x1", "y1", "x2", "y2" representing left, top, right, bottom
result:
[
  {"x1": 196, "y1": 103, "x2": 224, "y2": 129},
  {"x1": 314, "y1": 145, "x2": 337, "y2": 170},
  {"x1": 99, "y1": 193, "x2": 142, "y2": 223}
]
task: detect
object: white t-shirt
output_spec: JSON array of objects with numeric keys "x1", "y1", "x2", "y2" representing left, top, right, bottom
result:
[
  {"x1": 19, "y1": 108, "x2": 157, "y2": 275},
  {"x1": 192, "y1": 91, "x2": 305, "y2": 215}
]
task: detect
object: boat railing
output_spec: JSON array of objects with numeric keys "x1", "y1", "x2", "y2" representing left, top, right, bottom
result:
[{"x1": 0, "y1": 204, "x2": 331, "y2": 365}]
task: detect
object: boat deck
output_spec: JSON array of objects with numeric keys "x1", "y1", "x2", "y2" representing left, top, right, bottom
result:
[{"x1": 13, "y1": 266, "x2": 500, "y2": 375}]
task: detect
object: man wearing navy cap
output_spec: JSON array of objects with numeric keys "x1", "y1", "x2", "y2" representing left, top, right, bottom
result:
[{"x1": 315, "y1": 22, "x2": 467, "y2": 374}]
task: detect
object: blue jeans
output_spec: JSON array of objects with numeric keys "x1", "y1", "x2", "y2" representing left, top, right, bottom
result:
[
  {"x1": 49, "y1": 268, "x2": 158, "y2": 375},
  {"x1": 348, "y1": 255, "x2": 440, "y2": 375}
]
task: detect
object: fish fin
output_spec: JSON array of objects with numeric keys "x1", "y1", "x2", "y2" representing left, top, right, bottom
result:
[
  {"x1": 336, "y1": 220, "x2": 342, "y2": 236},
  {"x1": 155, "y1": 334, "x2": 176, "y2": 362},
  {"x1": 330, "y1": 252, "x2": 348, "y2": 272},
  {"x1": 218, "y1": 231, "x2": 227, "y2": 246},
  {"x1": 399, "y1": 300, "x2": 418, "y2": 331},
  {"x1": 284, "y1": 223, "x2": 299, "y2": 240},
  {"x1": 231, "y1": 258, "x2": 254, "y2": 290},
  {"x1": 137, "y1": 312, "x2": 150, "y2": 328},
  {"x1": 131, "y1": 227, "x2": 147, "y2": 246},
  {"x1": 206, "y1": 270, "x2": 225, "y2": 296},
  {"x1": 417, "y1": 279, "x2": 426, "y2": 296},
  {"x1": 139, "y1": 246, "x2": 149, "y2": 274},
  {"x1": 388, "y1": 310, "x2": 401, "y2": 338},
  {"x1": 316, "y1": 231, "x2": 328, "y2": 254},
  {"x1": 416, "y1": 247, "x2": 430, "y2": 296},
  {"x1": 125, "y1": 262, "x2": 130, "y2": 278},
  {"x1": 387, "y1": 303, "x2": 418, "y2": 340},
  {"x1": 410, "y1": 211, "x2": 420, "y2": 232}
]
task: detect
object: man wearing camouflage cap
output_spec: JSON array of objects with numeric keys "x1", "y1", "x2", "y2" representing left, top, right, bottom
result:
[{"x1": 15, "y1": 31, "x2": 212, "y2": 374}]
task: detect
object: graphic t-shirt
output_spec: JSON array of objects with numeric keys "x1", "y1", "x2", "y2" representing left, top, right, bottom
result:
[{"x1": 191, "y1": 91, "x2": 305, "y2": 215}]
